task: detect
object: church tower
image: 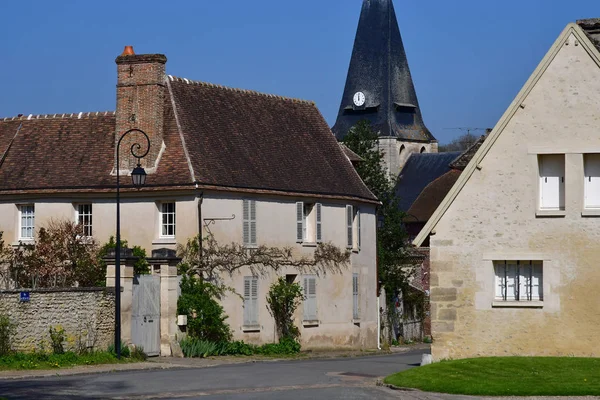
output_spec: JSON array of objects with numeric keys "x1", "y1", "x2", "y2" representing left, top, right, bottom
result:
[{"x1": 332, "y1": 0, "x2": 437, "y2": 178}]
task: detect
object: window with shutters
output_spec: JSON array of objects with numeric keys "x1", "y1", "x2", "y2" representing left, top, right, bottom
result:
[
  {"x1": 296, "y1": 202, "x2": 322, "y2": 244},
  {"x1": 19, "y1": 205, "x2": 35, "y2": 240},
  {"x1": 76, "y1": 204, "x2": 93, "y2": 237},
  {"x1": 538, "y1": 154, "x2": 565, "y2": 210},
  {"x1": 303, "y1": 275, "x2": 318, "y2": 322},
  {"x1": 584, "y1": 154, "x2": 600, "y2": 209},
  {"x1": 160, "y1": 202, "x2": 176, "y2": 238},
  {"x1": 353, "y1": 273, "x2": 360, "y2": 320},
  {"x1": 243, "y1": 276, "x2": 259, "y2": 328},
  {"x1": 494, "y1": 261, "x2": 543, "y2": 305},
  {"x1": 346, "y1": 205, "x2": 361, "y2": 251},
  {"x1": 243, "y1": 200, "x2": 257, "y2": 247}
]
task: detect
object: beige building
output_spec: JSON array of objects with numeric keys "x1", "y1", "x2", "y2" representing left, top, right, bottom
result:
[
  {"x1": 0, "y1": 47, "x2": 380, "y2": 349},
  {"x1": 413, "y1": 19, "x2": 600, "y2": 359}
]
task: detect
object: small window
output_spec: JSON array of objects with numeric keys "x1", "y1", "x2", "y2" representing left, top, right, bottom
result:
[
  {"x1": 296, "y1": 202, "x2": 322, "y2": 243},
  {"x1": 243, "y1": 276, "x2": 259, "y2": 327},
  {"x1": 160, "y1": 202, "x2": 176, "y2": 238},
  {"x1": 420, "y1": 146, "x2": 426, "y2": 154},
  {"x1": 303, "y1": 275, "x2": 317, "y2": 321},
  {"x1": 584, "y1": 154, "x2": 600, "y2": 209},
  {"x1": 494, "y1": 261, "x2": 543, "y2": 302},
  {"x1": 539, "y1": 154, "x2": 565, "y2": 210},
  {"x1": 346, "y1": 205, "x2": 361, "y2": 251},
  {"x1": 399, "y1": 144, "x2": 405, "y2": 156},
  {"x1": 353, "y1": 273, "x2": 360, "y2": 320},
  {"x1": 243, "y1": 199, "x2": 257, "y2": 247},
  {"x1": 76, "y1": 204, "x2": 93, "y2": 237},
  {"x1": 19, "y1": 205, "x2": 35, "y2": 240}
]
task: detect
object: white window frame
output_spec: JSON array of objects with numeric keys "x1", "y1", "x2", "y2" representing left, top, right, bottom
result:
[
  {"x1": 538, "y1": 154, "x2": 565, "y2": 211},
  {"x1": 303, "y1": 275, "x2": 318, "y2": 322},
  {"x1": 76, "y1": 203, "x2": 93, "y2": 237},
  {"x1": 159, "y1": 202, "x2": 176, "y2": 239},
  {"x1": 584, "y1": 154, "x2": 600, "y2": 209},
  {"x1": 18, "y1": 204, "x2": 35, "y2": 240},
  {"x1": 296, "y1": 202, "x2": 322, "y2": 244},
  {"x1": 243, "y1": 199, "x2": 257, "y2": 247},
  {"x1": 243, "y1": 276, "x2": 259, "y2": 328},
  {"x1": 494, "y1": 260, "x2": 543, "y2": 305}
]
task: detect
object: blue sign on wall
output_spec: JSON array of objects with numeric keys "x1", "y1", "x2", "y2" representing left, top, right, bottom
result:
[{"x1": 19, "y1": 291, "x2": 30, "y2": 302}]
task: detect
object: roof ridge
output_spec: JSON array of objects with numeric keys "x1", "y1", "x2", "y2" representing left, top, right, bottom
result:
[
  {"x1": 0, "y1": 111, "x2": 115, "y2": 122},
  {"x1": 167, "y1": 75, "x2": 315, "y2": 105}
]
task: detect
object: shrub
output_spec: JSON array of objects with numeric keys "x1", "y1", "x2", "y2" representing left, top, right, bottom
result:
[
  {"x1": 177, "y1": 275, "x2": 232, "y2": 342},
  {"x1": 0, "y1": 313, "x2": 16, "y2": 356},
  {"x1": 266, "y1": 277, "x2": 304, "y2": 341},
  {"x1": 108, "y1": 340, "x2": 131, "y2": 358},
  {"x1": 130, "y1": 346, "x2": 147, "y2": 361},
  {"x1": 49, "y1": 326, "x2": 65, "y2": 355},
  {"x1": 179, "y1": 337, "x2": 220, "y2": 358},
  {"x1": 179, "y1": 337, "x2": 301, "y2": 358},
  {"x1": 98, "y1": 236, "x2": 150, "y2": 276}
]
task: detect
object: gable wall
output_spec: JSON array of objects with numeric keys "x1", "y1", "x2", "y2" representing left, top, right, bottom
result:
[{"x1": 428, "y1": 32, "x2": 600, "y2": 359}]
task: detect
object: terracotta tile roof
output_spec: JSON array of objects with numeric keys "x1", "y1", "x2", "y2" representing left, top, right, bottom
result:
[
  {"x1": 405, "y1": 169, "x2": 462, "y2": 222},
  {"x1": 0, "y1": 78, "x2": 376, "y2": 203},
  {"x1": 449, "y1": 134, "x2": 487, "y2": 170},
  {"x1": 167, "y1": 76, "x2": 377, "y2": 202},
  {"x1": 339, "y1": 143, "x2": 363, "y2": 163}
]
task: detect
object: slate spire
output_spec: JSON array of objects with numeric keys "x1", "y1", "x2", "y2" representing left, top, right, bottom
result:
[{"x1": 332, "y1": 0, "x2": 435, "y2": 142}]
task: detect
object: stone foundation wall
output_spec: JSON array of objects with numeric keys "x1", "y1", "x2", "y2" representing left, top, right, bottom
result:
[{"x1": 0, "y1": 288, "x2": 115, "y2": 353}]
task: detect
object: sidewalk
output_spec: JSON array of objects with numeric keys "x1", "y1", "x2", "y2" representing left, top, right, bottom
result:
[{"x1": 0, "y1": 344, "x2": 427, "y2": 380}]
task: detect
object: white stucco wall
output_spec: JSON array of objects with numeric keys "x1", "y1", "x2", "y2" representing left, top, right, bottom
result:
[
  {"x1": 428, "y1": 31, "x2": 600, "y2": 359},
  {"x1": 0, "y1": 190, "x2": 378, "y2": 349}
]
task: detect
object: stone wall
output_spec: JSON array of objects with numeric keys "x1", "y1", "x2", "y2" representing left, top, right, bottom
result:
[{"x1": 0, "y1": 288, "x2": 115, "y2": 353}]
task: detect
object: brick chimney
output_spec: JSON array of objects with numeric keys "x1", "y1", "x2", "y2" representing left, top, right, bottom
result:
[{"x1": 115, "y1": 46, "x2": 167, "y2": 172}]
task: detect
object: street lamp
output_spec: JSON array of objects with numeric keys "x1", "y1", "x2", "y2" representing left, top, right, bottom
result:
[{"x1": 114, "y1": 128, "x2": 150, "y2": 359}]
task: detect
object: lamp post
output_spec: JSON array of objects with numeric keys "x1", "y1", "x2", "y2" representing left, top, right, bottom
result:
[{"x1": 114, "y1": 128, "x2": 150, "y2": 359}]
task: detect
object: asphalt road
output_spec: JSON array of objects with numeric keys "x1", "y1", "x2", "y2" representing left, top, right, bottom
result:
[{"x1": 0, "y1": 349, "x2": 427, "y2": 400}]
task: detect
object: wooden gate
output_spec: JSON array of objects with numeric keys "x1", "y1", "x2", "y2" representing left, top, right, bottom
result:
[{"x1": 132, "y1": 275, "x2": 161, "y2": 356}]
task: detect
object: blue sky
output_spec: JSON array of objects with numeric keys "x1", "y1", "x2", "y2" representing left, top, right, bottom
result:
[{"x1": 0, "y1": 0, "x2": 598, "y2": 144}]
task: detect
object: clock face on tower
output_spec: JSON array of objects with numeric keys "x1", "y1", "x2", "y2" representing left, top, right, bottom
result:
[{"x1": 353, "y1": 91, "x2": 366, "y2": 107}]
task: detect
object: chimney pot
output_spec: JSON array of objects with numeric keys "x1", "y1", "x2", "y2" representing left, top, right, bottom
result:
[{"x1": 121, "y1": 46, "x2": 135, "y2": 56}]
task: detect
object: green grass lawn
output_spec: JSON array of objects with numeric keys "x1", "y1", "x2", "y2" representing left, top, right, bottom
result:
[
  {"x1": 0, "y1": 351, "x2": 139, "y2": 370},
  {"x1": 384, "y1": 357, "x2": 600, "y2": 396}
]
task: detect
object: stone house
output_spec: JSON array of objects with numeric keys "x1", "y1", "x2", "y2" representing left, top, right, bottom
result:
[
  {"x1": 413, "y1": 19, "x2": 600, "y2": 359},
  {"x1": 0, "y1": 47, "x2": 380, "y2": 349}
]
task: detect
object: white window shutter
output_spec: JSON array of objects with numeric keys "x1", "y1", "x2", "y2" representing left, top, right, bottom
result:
[
  {"x1": 243, "y1": 200, "x2": 250, "y2": 245},
  {"x1": 353, "y1": 273, "x2": 359, "y2": 319},
  {"x1": 357, "y1": 208, "x2": 361, "y2": 250},
  {"x1": 316, "y1": 203, "x2": 322, "y2": 243},
  {"x1": 303, "y1": 276, "x2": 317, "y2": 321},
  {"x1": 585, "y1": 154, "x2": 600, "y2": 208},
  {"x1": 296, "y1": 202, "x2": 304, "y2": 243},
  {"x1": 539, "y1": 155, "x2": 564, "y2": 210},
  {"x1": 250, "y1": 200, "x2": 257, "y2": 245},
  {"x1": 346, "y1": 205, "x2": 353, "y2": 248},
  {"x1": 532, "y1": 263, "x2": 543, "y2": 301},
  {"x1": 243, "y1": 277, "x2": 251, "y2": 325}
]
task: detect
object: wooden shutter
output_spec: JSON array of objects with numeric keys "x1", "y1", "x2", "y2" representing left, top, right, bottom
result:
[
  {"x1": 539, "y1": 155, "x2": 564, "y2": 209},
  {"x1": 243, "y1": 200, "x2": 250, "y2": 245},
  {"x1": 303, "y1": 276, "x2": 317, "y2": 321},
  {"x1": 346, "y1": 205, "x2": 353, "y2": 248},
  {"x1": 353, "y1": 273, "x2": 359, "y2": 319},
  {"x1": 585, "y1": 154, "x2": 600, "y2": 208},
  {"x1": 356, "y1": 208, "x2": 361, "y2": 250},
  {"x1": 243, "y1": 276, "x2": 258, "y2": 326},
  {"x1": 296, "y1": 202, "x2": 304, "y2": 243},
  {"x1": 250, "y1": 200, "x2": 257, "y2": 246},
  {"x1": 316, "y1": 203, "x2": 322, "y2": 243}
]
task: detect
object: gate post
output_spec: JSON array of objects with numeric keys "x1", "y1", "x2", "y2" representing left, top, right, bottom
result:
[
  {"x1": 149, "y1": 248, "x2": 182, "y2": 356},
  {"x1": 105, "y1": 249, "x2": 137, "y2": 347}
]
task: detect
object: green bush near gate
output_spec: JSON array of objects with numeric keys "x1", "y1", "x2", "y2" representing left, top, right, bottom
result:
[
  {"x1": 384, "y1": 357, "x2": 600, "y2": 396},
  {"x1": 179, "y1": 336, "x2": 301, "y2": 358}
]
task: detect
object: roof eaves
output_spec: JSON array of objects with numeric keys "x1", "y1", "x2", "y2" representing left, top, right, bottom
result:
[{"x1": 413, "y1": 24, "x2": 593, "y2": 247}]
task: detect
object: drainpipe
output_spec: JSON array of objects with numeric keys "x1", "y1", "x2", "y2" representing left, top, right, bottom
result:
[
  {"x1": 377, "y1": 295, "x2": 381, "y2": 350},
  {"x1": 196, "y1": 187, "x2": 204, "y2": 263}
]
